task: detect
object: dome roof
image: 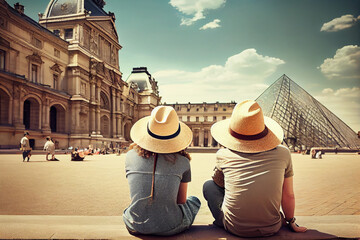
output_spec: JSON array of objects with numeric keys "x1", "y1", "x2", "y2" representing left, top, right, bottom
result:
[
  {"x1": 44, "y1": 0, "x2": 107, "y2": 18},
  {"x1": 126, "y1": 67, "x2": 154, "y2": 92}
]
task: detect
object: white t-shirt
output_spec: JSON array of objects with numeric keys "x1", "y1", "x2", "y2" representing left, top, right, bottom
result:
[{"x1": 44, "y1": 140, "x2": 55, "y2": 154}]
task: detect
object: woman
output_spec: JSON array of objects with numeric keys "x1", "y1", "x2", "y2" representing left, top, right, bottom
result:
[{"x1": 123, "y1": 106, "x2": 201, "y2": 236}]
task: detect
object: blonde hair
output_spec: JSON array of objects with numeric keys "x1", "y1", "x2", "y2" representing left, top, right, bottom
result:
[{"x1": 129, "y1": 143, "x2": 191, "y2": 162}]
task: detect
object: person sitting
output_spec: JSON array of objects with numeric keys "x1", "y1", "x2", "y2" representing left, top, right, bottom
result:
[
  {"x1": 44, "y1": 136, "x2": 58, "y2": 161},
  {"x1": 71, "y1": 148, "x2": 85, "y2": 161},
  {"x1": 123, "y1": 106, "x2": 200, "y2": 236},
  {"x1": 203, "y1": 100, "x2": 307, "y2": 237}
]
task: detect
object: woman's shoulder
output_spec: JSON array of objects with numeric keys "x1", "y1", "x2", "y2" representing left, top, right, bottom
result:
[{"x1": 125, "y1": 149, "x2": 145, "y2": 161}]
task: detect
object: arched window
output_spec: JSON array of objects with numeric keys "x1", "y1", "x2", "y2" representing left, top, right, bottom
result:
[
  {"x1": 100, "y1": 91, "x2": 110, "y2": 110},
  {"x1": 50, "y1": 104, "x2": 66, "y2": 133},
  {"x1": 23, "y1": 98, "x2": 40, "y2": 130}
]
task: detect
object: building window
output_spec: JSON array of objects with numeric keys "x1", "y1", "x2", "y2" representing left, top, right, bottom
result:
[
  {"x1": 187, "y1": 116, "x2": 190, "y2": 122},
  {"x1": 204, "y1": 116, "x2": 208, "y2": 122},
  {"x1": 196, "y1": 108, "x2": 199, "y2": 111},
  {"x1": 65, "y1": 28, "x2": 73, "y2": 40},
  {"x1": 32, "y1": 37, "x2": 42, "y2": 48},
  {"x1": 53, "y1": 74, "x2": 58, "y2": 90},
  {"x1": 214, "y1": 107, "x2": 218, "y2": 111},
  {"x1": 222, "y1": 116, "x2": 226, "y2": 120},
  {"x1": 223, "y1": 108, "x2": 227, "y2": 111},
  {"x1": 31, "y1": 64, "x2": 38, "y2": 83},
  {"x1": 54, "y1": 48, "x2": 60, "y2": 58},
  {"x1": 0, "y1": 49, "x2": 5, "y2": 70},
  {"x1": 214, "y1": 116, "x2": 217, "y2": 121},
  {"x1": 196, "y1": 117, "x2": 199, "y2": 122},
  {"x1": 53, "y1": 29, "x2": 60, "y2": 37}
]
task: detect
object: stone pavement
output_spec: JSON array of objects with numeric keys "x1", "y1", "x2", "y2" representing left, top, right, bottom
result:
[
  {"x1": 0, "y1": 152, "x2": 359, "y2": 239},
  {"x1": 0, "y1": 214, "x2": 359, "y2": 239}
]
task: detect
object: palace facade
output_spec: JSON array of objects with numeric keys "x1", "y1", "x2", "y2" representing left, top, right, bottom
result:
[
  {"x1": 0, "y1": 0, "x2": 160, "y2": 150},
  {"x1": 165, "y1": 102, "x2": 236, "y2": 147}
]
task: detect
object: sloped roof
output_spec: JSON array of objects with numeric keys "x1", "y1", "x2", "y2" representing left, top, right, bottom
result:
[{"x1": 256, "y1": 74, "x2": 359, "y2": 149}]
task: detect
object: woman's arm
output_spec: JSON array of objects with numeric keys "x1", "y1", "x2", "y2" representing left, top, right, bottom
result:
[
  {"x1": 177, "y1": 182, "x2": 188, "y2": 204},
  {"x1": 282, "y1": 177, "x2": 307, "y2": 233}
]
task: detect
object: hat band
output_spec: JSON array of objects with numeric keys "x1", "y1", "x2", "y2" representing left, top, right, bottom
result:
[
  {"x1": 229, "y1": 126, "x2": 269, "y2": 141},
  {"x1": 147, "y1": 123, "x2": 181, "y2": 140}
]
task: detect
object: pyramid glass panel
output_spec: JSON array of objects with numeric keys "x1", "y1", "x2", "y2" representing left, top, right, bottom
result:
[{"x1": 256, "y1": 75, "x2": 359, "y2": 150}]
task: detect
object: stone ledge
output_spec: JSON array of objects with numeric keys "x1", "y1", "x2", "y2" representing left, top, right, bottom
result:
[{"x1": 0, "y1": 215, "x2": 359, "y2": 239}]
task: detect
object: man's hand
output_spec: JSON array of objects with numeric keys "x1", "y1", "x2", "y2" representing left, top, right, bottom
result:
[{"x1": 288, "y1": 220, "x2": 307, "y2": 233}]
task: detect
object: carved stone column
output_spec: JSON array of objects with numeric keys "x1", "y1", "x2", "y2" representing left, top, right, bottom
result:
[
  {"x1": 41, "y1": 96, "x2": 51, "y2": 132},
  {"x1": 13, "y1": 85, "x2": 21, "y2": 127},
  {"x1": 96, "y1": 106, "x2": 101, "y2": 135},
  {"x1": 90, "y1": 105, "x2": 96, "y2": 135},
  {"x1": 111, "y1": 88, "x2": 116, "y2": 137},
  {"x1": 199, "y1": 128, "x2": 204, "y2": 147}
]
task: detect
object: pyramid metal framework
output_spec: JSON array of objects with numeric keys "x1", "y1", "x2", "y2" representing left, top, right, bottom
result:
[{"x1": 256, "y1": 75, "x2": 359, "y2": 150}]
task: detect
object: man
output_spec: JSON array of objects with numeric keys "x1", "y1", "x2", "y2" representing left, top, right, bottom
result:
[
  {"x1": 44, "y1": 136, "x2": 56, "y2": 161},
  {"x1": 203, "y1": 100, "x2": 307, "y2": 237},
  {"x1": 20, "y1": 132, "x2": 31, "y2": 162}
]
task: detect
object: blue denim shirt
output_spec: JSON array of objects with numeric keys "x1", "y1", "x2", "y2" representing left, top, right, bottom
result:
[{"x1": 123, "y1": 149, "x2": 191, "y2": 234}]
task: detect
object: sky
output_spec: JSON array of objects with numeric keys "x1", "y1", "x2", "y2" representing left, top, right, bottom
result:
[{"x1": 6, "y1": 0, "x2": 360, "y2": 132}]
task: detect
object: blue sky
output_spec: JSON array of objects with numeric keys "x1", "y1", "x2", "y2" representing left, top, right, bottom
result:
[{"x1": 6, "y1": 0, "x2": 360, "y2": 131}]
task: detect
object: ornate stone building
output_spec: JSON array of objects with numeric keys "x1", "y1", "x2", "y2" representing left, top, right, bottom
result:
[
  {"x1": 165, "y1": 102, "x2": 236, "y2": 147},
  {"x1": 0, "y1": 0, "x2": 160, "y2": 149}
]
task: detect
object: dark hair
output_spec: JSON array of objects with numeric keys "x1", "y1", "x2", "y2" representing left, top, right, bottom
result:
[
  {"x1": 24, "y1": 132, "x2": 29, "y2": 136},
  {"x1": 46, "y1": 137, "x2": 50, "y2": 141},
  {"x1": 129, "y1": 143, "x2": 191, "y2": 162}
]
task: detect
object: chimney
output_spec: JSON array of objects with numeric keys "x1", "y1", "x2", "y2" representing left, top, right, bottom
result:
[{"x1": 14, "y1": 2, "x2": 24, "y2": 15}]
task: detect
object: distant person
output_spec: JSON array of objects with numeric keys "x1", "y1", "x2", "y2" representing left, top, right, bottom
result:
[
  {"x1": 203, "y1": 100, "x2": 307, "y2": 237},
  {"x1": 123, "y1": 106, "x2": 200, "y2": 236},
  {"x1": 315, "y1": 150, "x2": 323, "y2": 159},
  {"x1": 20, "y1": 132, "x2": 31, "y2": 162},
  {"x1": 44, "y1": 136, "x2": 57, "y2": 161},
  {"x1": 71, "y1": 148, "x2": 84, "y2": 161}
]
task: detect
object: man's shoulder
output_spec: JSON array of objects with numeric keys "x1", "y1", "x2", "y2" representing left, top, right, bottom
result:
[{"x1": 273, "y1": 145, "x2": 291, "y2": 155}]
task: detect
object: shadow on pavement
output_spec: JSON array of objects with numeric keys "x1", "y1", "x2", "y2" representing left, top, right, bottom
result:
[{"x1": 121, "y1": 225, "x2": 339, "y2": 240}]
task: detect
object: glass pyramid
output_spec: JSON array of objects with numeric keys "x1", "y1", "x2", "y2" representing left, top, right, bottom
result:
[{"x1": 256, "y1": 75, "x2": 359, "y2": 150}]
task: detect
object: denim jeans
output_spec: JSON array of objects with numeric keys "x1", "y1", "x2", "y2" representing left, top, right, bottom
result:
[
  {"x1": 124, "y1": 195, "x2": 201, "y2": 236},
  {"x1": 203, "y1": 179, "x2": 225, "y2": 227}
]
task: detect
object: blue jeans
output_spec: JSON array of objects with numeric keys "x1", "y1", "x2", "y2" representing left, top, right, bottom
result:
[
  {"x1": 203, "y1": 180, "x2": 225, "y2": 227},
  {"x1": 22, "y1": 150, "x2": 31, "y2": 161}
]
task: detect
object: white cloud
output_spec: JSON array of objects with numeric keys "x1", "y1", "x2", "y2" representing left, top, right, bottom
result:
[
  {"x1": 154, "y1": 48, "x2": 285, "y2": 103},
  {"x1": 200, "y1": 19, "x2": 221, "y2": 30},
  {"x1": 321, "y1": 14, "x2": 360, "y2": 32},
  {"x1": 316, "y1": 87, "x2": 360, "y2": 132},
  {"x1": 169, "y1": 0, "x2": 225, "y2": 26},
  {"x1": 318, "y1": 45, "x2": 360, "y2": 79}
]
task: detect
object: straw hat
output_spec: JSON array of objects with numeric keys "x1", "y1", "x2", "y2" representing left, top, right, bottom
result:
[
  {"x1": 211, "y1": 100, "x2": 284, "y2": 153},
  {"x1": 130, "y1": 106, "x2": 193, "y2": 153}
]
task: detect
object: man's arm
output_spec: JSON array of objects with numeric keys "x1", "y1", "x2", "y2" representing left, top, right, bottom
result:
[{"x1": 282, "y1": 177, "x2": 307, "y2": 233}]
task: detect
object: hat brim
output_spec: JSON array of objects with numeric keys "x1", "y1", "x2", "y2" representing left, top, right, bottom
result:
[
  {"x1": 130, "y1": 116, "x2": 193, "y2": 153},
  {"x1": 211, "y1": 117, "x2": 284, "y2": 153}
]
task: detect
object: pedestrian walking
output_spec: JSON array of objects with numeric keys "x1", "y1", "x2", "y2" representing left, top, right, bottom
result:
[{"x1": 20, "y1": 132, "x2": 31, "y2": 162}]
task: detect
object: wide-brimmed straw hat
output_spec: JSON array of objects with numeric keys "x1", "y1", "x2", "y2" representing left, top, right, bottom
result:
[
  {"x1": 211, "y1": 100, "x2": 284, "y2": 153},
  {"x1": 130, "y1": 106, "x2": 193, "y2": 153}
]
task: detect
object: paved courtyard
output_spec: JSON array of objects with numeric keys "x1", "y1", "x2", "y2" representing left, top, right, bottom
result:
[{"x1": 0, "y1": 152, "x2": 359, "y2": 217}]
